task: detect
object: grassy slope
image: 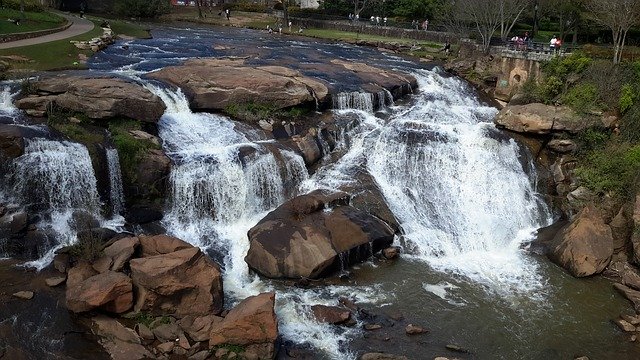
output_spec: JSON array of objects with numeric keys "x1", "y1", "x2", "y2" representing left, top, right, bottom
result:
[
  {"x1": 0, "y1": 9, "x2": 65, "y2": 34},
  {"x1": 0, "y1": 17, "x2": 150, "y2": 71}
]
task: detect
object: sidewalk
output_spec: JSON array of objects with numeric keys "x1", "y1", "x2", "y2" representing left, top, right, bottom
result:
[{"x1": 0, "y1": 12, "x2": 94, "y2": 49}]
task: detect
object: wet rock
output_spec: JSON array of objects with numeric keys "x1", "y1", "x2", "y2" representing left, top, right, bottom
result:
[
  {"x1": 495, "y1": 104, "x2": 608, "y2": 134},
  {"x1": 53, "y1": 253, "x2": 70, "y2": 273},
  {"x1": 610, "y1": 206, "x2": 632, "y2": 253},
  {"x1": 67, "y1": 261, "x2": 98, "y2": 288},
  {"x1": 179, "y1": 314, "x2": 223, "y2": 342},
  {"x1": 620, "y1": 264, "x2": 640, "y2": 291},
  {"x1": 66, "y1": 271, "x2": 133, "y2": 313},
  {"x1": 0, "y1": 211, "x2": 27, "y2": 235},
  {"x1": 0, "y1": 124, "x2": 26, "y2": 160},
  {"x1": 360, "y1": 353, "x2": 409, "y2": 360},
  {"x1": 614, "y1": 318, "x2": 636, "y2": 332},
  {"x1": 148, "y1": 58, "x2": 328, "y2": 112},
  {"x1": 138, "y1": 234, "x2": 192, "y2": 257},
  {"x1": 405, "y1": 324, "x2": 427, "y2": 335},
  {"x1": 45, "y1": 276, "x2": 66, "y2": 287},
  {"x1": 190, "y1": 350, "x2": 210, "y2": 360},
  {"x1": 177, "y1": 333, "x2": 190, "y2": 349},
  {"x1": 445, "y1": 344, "x2": 469, "y2": 353},
  {"x1": 246, "y1": 190, "x2": 395, "y2": 279},
  {"x1": 92, "y1": 256, "x2": 112, "y2": 273},
  {"x1": 547, "y1": 139, "x2": 577, "y2": 154},
  {"x1": 364, "y1": 324, "x2": 382, "y2": 330},
  {"x1": 132, "y1": 149, "x2": 171, "y2": 203},
  {"x1": 152, "y1": 323, "x2": 181, "y2": 342},
  {"x1": 382, "y1": 247, "x2": 400, "y2": 259},
  {"x1": 15, "y1": 76, "x2": 166, "y2": 123},
  {"x1": 92, "y1": 316, "x2": 140, "y2": 344},
  {"x1": 291, "y1": 132, "x2": 322, "y2": 166},
  {"x1": 614, "y1": 283, "x2": 640, "y2": 311},
  {"x1": 209, "y1": 292, "x2": 278, "y2": 360},
  {"x1": 12, "y1": 291, "x2": 34, "y2": 300},
  {"x1": 130, "y1": 246, "x2": 224, "y2": 317},
  {"x1": 125, "y1": 205, "x2": 164, "y2": 224},
  {"x1": 621, "y1": 314, "x2": 640, "y2": 325},
  {"x1": 548, "y1": 205, "x2": 613, "y2": 277},
  {"x1": 311, "y1": 305, "x2": 352, "y2": 325}
]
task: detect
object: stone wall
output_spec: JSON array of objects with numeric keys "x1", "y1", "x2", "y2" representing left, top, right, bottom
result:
[
  {"x1": 494, "y1": 57, "x2": 542, "y2": 102},
  {"x1": 0, "y1": 22, "x2": 72, "y2": 43}
]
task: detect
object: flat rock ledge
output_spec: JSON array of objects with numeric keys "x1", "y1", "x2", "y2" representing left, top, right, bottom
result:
[
  {"x1": 15, "y1": 75, "x2": 166, "y2": 123},
  {"x1": 495, "y1": 103, "x2": 616, "y2": 134}
]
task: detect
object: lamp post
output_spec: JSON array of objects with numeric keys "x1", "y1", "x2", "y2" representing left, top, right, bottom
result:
[{"x1": 533, "y1": 0, "x2": 539, "y2": 37}]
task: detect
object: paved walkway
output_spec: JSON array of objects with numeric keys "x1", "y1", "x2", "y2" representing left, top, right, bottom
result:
[{"x1": 0, "y1": 12, "x2": 94, "y2": 49}]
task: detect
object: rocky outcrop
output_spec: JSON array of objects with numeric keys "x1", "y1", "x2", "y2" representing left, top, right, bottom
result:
[
  {"x1": 129, "y1": 149, "x2": 171, "y2": 202},
  {"x1": 91, "y1": 316, "x2": 152, "y2": 360},
  {"x1": 66, "y1": 271, "x2": 133, "y2": 313},
  {"x1": 245, "y1": 190, "x2": 395, "y2": 279},
  {"x1": 0, "y1": 124, "x2": 25, "y2": 160},
  {"x1": 495, "y1": 103, "x2": 615, "y2": 134},
  {"x1": 15, "y1": 76, "x2": 166, "y2": 122},
  {"x1": 632, "y1": 194, "x2": 640, "y2": 265},
  {"x1": 138, "y1": 234, "x2": 192, "y2": 257},
  {"x1": 328, "y1": 59, "x2": 417, "y2": 98},
  {"x1": 548, "y1": 205, "x2": 614, "y2": 277},
  {"x1": 130, "y1": 246, "x2": 224, "y2": 317},
  {"x1": 311, "y1": 305, "x2": 352, "y2": 325},
  {"x1": 209, "y1": 292, "x2": 278, "y2": 360},
  {"x1": 148, "y1": 58, "x2": 328, "y2": 112}
]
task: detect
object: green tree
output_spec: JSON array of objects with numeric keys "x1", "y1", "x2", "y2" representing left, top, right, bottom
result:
[
  {"x1": 391, "y1": 0, "x2": 441, "y2": 20},
  {"x1": 113, "y1": 0, "x2": 170, "y2": 18}
]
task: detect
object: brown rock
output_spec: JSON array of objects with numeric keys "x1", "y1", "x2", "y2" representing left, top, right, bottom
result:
[
  {"x1": 66, "y1": 261, "x2": 98, "y2": 288},
  {"x1": 0, "y1": 124, "x2": 25, "y2": 160},
  {"x1": 632, "y1": 194, "x2": 640, "y2": 265},
  {"x1": 364, "y1": 324, "x2": 382, "y2": 330},
  {"x1": 138, "y1": 234, "x2": 192, "y2": 257},
  {"x1": 45, "y1": 276, "x2": 66, "y2": 287},
  {"x1": 614, "y1": 283, "x2": 640, "y2": 311},
  {"x1": 382, "y1": 247, "x2": 400, "y2": 259},
  {"x1": 66, "y1": 271, "x2": 133, "y2": 313},
  {"x1": 291, "y1": 132, "x2": 322, "y2": 166},
  {"x1": 53, "y1": 253, "x2": 70, "y2": 273},
  {"x1": 614, "y1": 318, "x2": 636, "y2": 332},
  {"x1": 103, "y1": 236, "x2": 139, "y2": 271},
  {"x1": 157, "y1": 341, "x2": 175, "y2": 354},
  {"x1": 92, "y1": 316, "x2": 140, "y2": 344},
  {"x1": 621, "y1": 314, "x2": 640, "y2": 325},
  {"x1": 179, "y1": 314, "x2": 223, "y2": 342},
  {"x1": 495, "y1": 103, "x2": 606, "y2": 134},
  {"x1": 12, "y1": 291, "x2": 34, "y2": 300},
  {"x1": 148, "y1": 59, "x2": 328, "y2": 112},
  {"x1": 610, "y1": 206, "x2": 631, "y2": 253},
  {"x1": 152, "y1": 323, "x2": 181, "y2": 342},
  {"x1": 92, "y1": 256, "x2": 112, "y2": 273},
  {"x1": 548, "y1": 205, "x2": 613, "y2": 277},
  {"x1": 134, "y1": 323, "x2": 154, "y2": 341},
  {"x1": 547, "y1": 139, "x2": 577, "y2": 153},
  {"x1": 130, "y1": 247, "x2": 224, "y2": 317},
  {"x1": 14, "y1": 76, "x2": 166, "y2": 123},
  {"x1": 621, "y1": 264, "x2": 640, "y2": 291},
  {"x1": 134, "y1": 149, "x2": 171, "y2": 201},
  {"x1": 311, "y1": 305, "x2": 352, "y2": 325},
  {"x1": 245, "y1": 190, "x2": 395, "y2": 279},
  {"x1": 405, "y1": 323, "x2": 427, "y2": 335},
  {"x1": 209, "y1": 292, "x2": 278, "y2": 360},
  {"x1": 91, "y1": 317, "x2": 152, "y2": 360}
]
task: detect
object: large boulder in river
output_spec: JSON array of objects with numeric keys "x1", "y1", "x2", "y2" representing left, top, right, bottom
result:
[
  {"x1": 14, "y1": 76, "x2": 166, "y2": 122},
  {"x1": 209, "y1": 292, "x2": 278, "y2": 360},
  {"x1": 495, "y1": 103, "x2": 614, "y2": 134},
  {"x1": 245, "y1": 190, "x2": 395, "y2": 279},
  {"x1": 148, "y1": 58, "x2": 329, "y2": 112},
  {"x1": 548, "y1": 205, "x2": 613, "y2": 277},
  {"x1": 66, "y1": 271, "x2": 133, "y2": 313},
  {"x1": 130, "y1": 245, "x2": 224, "y2": 317}
]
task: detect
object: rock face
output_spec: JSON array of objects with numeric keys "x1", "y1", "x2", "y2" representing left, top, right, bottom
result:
[
  {"x1": 209, "y1": 292, "x2": 278, "y2": 360},
  {"x1": 92, "y1": 316, "x2": 152, "y2": 360},
  {"x1": 66, "y1": 271, "x2": 133, "y2": 313},
  {"x1": 15, "y1": 76, "x2": 166, "y2": 122},
  {"x1": 0, "y1": 124, "x2": 25, "y2": 160},
  {"x1": 246, "y1": 190, "x2": 395, "y2": 279},
  {"x1": 548, "y1": 205, "x2": 614, "y2": 277},
  {"x1": 130, "y1": 245, "x2": 224, "y2": 317},
  {"x1": 495, "y1": 103, "x2": 612, "y2": 134},
  {"x1": 149, "y1": 58, "x2": 328, "y2": 112},
  {"x1": 328, "y1": 59, "x2": 417, "y2": 98}
]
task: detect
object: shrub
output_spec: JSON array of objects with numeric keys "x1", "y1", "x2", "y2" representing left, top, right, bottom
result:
[
  {"x1": 561, "y1": 83, "x2": 601, "y2": 114},
  {"x1": 576, "y1": 143, "x2": 640, "y2": 197},
  {"x1": 537, "y1": 75, "x2": 563, "y2": 103},
  {"x1": 113, "y1": 0, "x2": 170, "y2": 18},
  {"x1": 541, "y1": 52, "x2": 592, "y2": 79},
  {"x1": 2, "y1": 0, "x2": 43, "y2": 12},
  {"x1": 620, "y1": 84, "x2": 635, "y2": 114},
  {"x1": 620, "y1": 106, "x2": 640, "y2": 143},
  {"x1": 108, "y1": 118, "x2": 159, "y2": 184}
]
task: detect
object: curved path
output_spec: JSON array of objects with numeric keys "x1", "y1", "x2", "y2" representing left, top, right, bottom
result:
[{"x1": 0, "y1": 13, "x2": 94, "y2": 49}]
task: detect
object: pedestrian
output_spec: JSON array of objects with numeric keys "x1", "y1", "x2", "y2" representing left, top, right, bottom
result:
[
  {"x1": 549, "y1": 35, "x2": 557, "y2": 52},
  {"x1": 555, "y1": 37, "x2": 562, "y2": 53},
  {"x1": 423, "y1": 19, "x2": 428, "y2": 31},
  {"x1": 278, "y1": 23, "x2": 282, "y2": 34},
  {"x1": 370, "y1": 16, "x2": 375, "y2": 24},
  {"x1": 225, "y1": 8, "x2": 230, "y2": 20},
  {"x1": 439, "y1": 41, "x2": 451, "y2": 54},
  {"x1": 288, "y1": 21, "x2": 292, "y2": 32},
  {"x1": 355, "y1": 14, "x2": 359, "y2": 21},
  {"x1": 376, "y1": 16, "x2": 380, "y2": 26},
  {"x1": 383, "y1": 17, "x2": 387, "y2": 26}
]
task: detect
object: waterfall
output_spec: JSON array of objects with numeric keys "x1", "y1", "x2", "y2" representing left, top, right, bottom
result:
[
  {"x1": 106, "y1": 148, "x2": 125, "y2": 216},
  {"x1": 309, "y1": 69, "x2": 553, "y2": 297},
  {"x1": 0, "y1": 85, "x2": 20, "y2": 121},
  {"x1": 332, "y1": 91, "x2": 375, "y2": 112},
  {"x1": 6, "y1": 138, "x2": 103, "y2": 269}
]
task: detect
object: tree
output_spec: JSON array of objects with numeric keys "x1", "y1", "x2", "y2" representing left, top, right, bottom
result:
[
  {"x1": 498, "y1": 0, "x2": 531, "y2": 40},
  {"x1": 391, "y1": 0, "x2": 442, "y2": 21},
  {"x1": 587, "y1": 0, "x2": 640, "y2": 64},
  {"x1": 446, "y1": 0, "x2": 502, "y2": 52}
]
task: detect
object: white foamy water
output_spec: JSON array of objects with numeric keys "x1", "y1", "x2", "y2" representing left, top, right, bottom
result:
[
  {"x1": 307, "y1": 69, "x2": 553, "y2": 298},
  {"x1": 148, "y1": 84, "x2": 371, "y2": 359},
  {"x1": 106, "y1": 148, "x2": 125, "y2": 216},
  {"x1": 6, "y1": 139, "x2": 103, "y2": 269},
  {"x1": 0, "y1": 85, "x2": 19, "y2": 118}
]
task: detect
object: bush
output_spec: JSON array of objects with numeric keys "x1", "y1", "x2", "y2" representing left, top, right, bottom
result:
[
  {"x1": 620, "y1": 106, "x2": 640, "y2": 143},
  {"x1": 113, "y1": 0, "x2": 170, "y2": 18},
  {"x1": 537, "y1": 75, "x2": 563, "y2": 103},
  {"x1": 562, "y1": 83, "x2": 602, "y2": 114},
  {"x1": 108, "y1": 119, "x2": 159, "y2": 184},
  {"x1": 2, "y1": 0, "x2": 43, "y2": 12},
  {"x1": 541, "y1": 51, "x2": 592, "y2": 79},
  {"x1": 576, "y1": 143, "x2": 640, "y2": 197},
  {"x1": 620, "y1": 84, "x2": 635, "y2": 114}
]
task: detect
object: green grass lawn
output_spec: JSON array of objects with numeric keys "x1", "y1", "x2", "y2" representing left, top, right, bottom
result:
[
  {"x1": 0, "y1": 18, "x2": 104, "y2": 71},
  {"x1": 87, "y1": 16, "x2": 151, "y2": 39},
  {"x1": 0, "y1": 9, "x2": 65, "y2": 34}
]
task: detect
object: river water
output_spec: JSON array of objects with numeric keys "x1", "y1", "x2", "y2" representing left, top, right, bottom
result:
[{"x1": 0, "y1": 25, "x2": 637, "y2": 359}]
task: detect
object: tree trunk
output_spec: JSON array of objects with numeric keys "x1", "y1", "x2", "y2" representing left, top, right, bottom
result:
[
  {"x1": 196, "y1": 0, "x2": 203, "y2": 19},
  {"x1": 20, "y1": 0, "x2": 25, "y2": 20},
  {"x1": 283, "y1": 0, "x2": 288, "y2": 30}
]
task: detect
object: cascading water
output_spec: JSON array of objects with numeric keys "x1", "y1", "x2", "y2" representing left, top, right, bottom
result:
[
  {"x1": 308, "y1": 69, "x2": 553, "y2": 299},
  {"x1": 0, "y1": 85, "x2": 18, "y2": 116},
  {"x1": 6, "y1": 138, "x2": 103, "y2": 269},
  {"x1": 332, "y1": 92, "x2": 375, "y2": 112},
  {"x1": 106, "y1": 148, "x2": 125, "y2": 216}
]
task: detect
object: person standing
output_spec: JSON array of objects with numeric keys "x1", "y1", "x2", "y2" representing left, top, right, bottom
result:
[
  {"x1": 549, "y1": 35, "x2": 557, "y2": 52},
  {"x1": 423, "y1": 19, "x2": 429, "y2": 31}
]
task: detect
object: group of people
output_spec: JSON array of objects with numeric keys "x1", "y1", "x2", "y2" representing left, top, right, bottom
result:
[
  {"x1": 508, "y1": 32, "x2": 564, "y2": 53},
  {"x1": 348, "y1": 13, "x2": 359, "y2": 22},
  {"x1": 369, "y1": 15, "x2": 387, "y2": 26},
  {"x1": 411, "y1": 19, "x2": 428, "y2": 31},
  {"x1": 549, "y1": 35, "x2": 563, "y2": 53},
  {"x1": 266, "y1": 21, "x2": 302, "y2": 34}
]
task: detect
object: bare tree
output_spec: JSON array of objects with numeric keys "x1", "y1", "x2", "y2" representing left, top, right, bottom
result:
[
  {"x1": 449, "y1": 0, "x2": 502, "y2": 53},
  {"x1": 587, "y1": 0, "x2": 640, "y2": 64},
  {"x1": 498, "y1": 0, "x2": 531, "y2": 40}
]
